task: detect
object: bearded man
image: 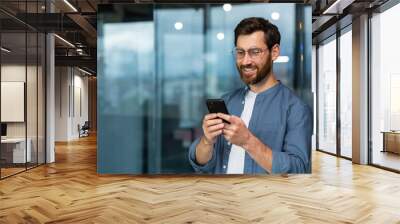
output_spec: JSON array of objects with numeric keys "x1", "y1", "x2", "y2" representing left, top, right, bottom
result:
[{"x1": 188, "y1": 17, "x2": 313, "y2": 174}]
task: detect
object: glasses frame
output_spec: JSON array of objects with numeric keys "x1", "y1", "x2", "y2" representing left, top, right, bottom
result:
[{"x1": 233, "y1": 47, "x2": 269, "y2": 60}]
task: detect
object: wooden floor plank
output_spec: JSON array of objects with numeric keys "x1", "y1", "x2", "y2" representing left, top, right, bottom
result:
[{"x1": 1, "y1": 134, "x2": 400, "y2": 223}]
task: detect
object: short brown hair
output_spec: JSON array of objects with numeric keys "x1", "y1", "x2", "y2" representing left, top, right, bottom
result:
[{"x1": 234, "y1": 17, "x2": 281, "y2": 50}]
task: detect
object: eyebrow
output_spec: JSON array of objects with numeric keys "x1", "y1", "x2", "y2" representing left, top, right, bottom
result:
[{"x1": 236, "y1": 46, "x2": 264, "y2": 50}]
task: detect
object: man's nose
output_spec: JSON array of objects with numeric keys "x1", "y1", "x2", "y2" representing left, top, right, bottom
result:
[{"x1": 241, "y1": 53, "x2": 252, "y2": 65}]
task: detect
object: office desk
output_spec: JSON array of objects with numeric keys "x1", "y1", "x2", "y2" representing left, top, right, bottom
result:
[
  {"x1": 1, "y1": 138, "x2": 31, "y2": 163},
  {"x1": 381, "y1": 131, "x2": 400, "y2": 154}
]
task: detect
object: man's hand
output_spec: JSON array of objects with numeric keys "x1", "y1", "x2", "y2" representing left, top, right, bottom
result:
[
  {"x1": 202, "y1": 113, "x2": 224, "y2": 145},
  {"x1": 217, "y1": 113, "x2": 252, "y2": 148},
  {"x1": 195, "y1": 113, "x2": 224, "y2": 165}
]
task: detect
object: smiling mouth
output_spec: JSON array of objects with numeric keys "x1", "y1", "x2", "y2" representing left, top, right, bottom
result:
[{"x1": 241, "y1": 67, "x2": 257, "y2": 76}]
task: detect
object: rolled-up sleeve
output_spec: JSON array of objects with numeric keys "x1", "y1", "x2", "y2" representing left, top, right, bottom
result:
[
  {"x1": 271, "y1": 103, "x2": 313, "y2": 174},
  {"x1": 188, "y1": 137, "x2": 217, "y2": 173}
]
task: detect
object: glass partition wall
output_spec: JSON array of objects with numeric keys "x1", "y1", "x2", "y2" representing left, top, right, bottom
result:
[
  {"x1": 316, "y1": 26, "x2": 352, "y2": 159},
  {"x1": 317, "y1": 35, "x2": 337, "y2": 155},
  {"x1": 316, "y1": 0, "x2": 400, "y2": 172},
  {"x1": 370, "y1": 3, "x2": 400, "y2": 171},
  {"x1": 0, "y1": 1, "x2": 46, "y2": 179},
  {"x1": 0, "y1": 29, "x2": 27, "y2": 177}
]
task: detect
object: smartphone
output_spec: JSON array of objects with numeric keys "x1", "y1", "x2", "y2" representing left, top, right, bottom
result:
[{"x1": 206, "y1": 99, "x2": 230, "y2": 123}]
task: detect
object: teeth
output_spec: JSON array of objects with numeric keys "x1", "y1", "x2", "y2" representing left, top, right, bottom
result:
[{"x1": 243, "y1": 68, "x2": 256, "y2": 72}]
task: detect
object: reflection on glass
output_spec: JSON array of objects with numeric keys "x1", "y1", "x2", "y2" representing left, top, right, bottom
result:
[
  {"x1": 98, "y1": 3, "x2": 312, "y2": 174},
  {"x1": 318, "y1": 37, "x2": 337, "y2": 154},
  {"x1": 1, "y1": 31, "x2": 27, "y2": 177},
  {"x1": 371, "y1": 3, "x2": 400, "y2": 171},
  {"x1": 99, "y1": 16, "x2": 155, "y2": 173},
  {"x1": 340, "y1": 29, "x2": 352, "y2": 158},
  {"x1": 155, "y1": 7, "x2": 205, "y2": 172}
]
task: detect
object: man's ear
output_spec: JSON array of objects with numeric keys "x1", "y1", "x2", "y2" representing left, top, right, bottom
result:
[{"x1": 271, "y1": 44, "x2": 280, "y2": 61}]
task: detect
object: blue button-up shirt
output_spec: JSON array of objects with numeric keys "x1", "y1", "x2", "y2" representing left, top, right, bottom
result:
[{"x1": 188, "y1": 82, "x2": 313, "y2": 174}]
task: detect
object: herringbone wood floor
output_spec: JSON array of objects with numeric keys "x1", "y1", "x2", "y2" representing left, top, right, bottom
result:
[{"x1": 1, "y1": 134, "x2": 400, "y2": 223}]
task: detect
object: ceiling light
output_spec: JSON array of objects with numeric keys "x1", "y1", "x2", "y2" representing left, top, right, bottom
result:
[
  {"x1": 271, "y1": 12, "x2": 280, "y2": 20},
  {"x1": 223, "y1": 4, "x2": 232, "y2": 12},
  {"x1": 63, "y1": 0, "x2": 78, "y2": 12},
  {"x1": 322, "y1": 0, "x2": 353, "y2": 14},
  {"x1": 78, "y1": 67, "x2": 92, "y2": 76},
  {"x1": 216, "y1": 32, "x2": 224, "y2": 40},
  {"x1": 274, "y1": 56, "x2": 289, "y2": 63},
  {"x1": 174, "y1": 22, "x2": 183, "y2": 30},
  {"x1": 323, "y1": 1, "x2": 339, "y2": 14},
  {"x1": 54, "y1": 34, "x2": 75, "y2": 48},
  {"x1": 1, "y1": 47, "x2": 11, "y2": 53}
]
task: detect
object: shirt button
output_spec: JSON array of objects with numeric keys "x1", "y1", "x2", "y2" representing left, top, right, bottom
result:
[
  {"x1": 227, "y1": 142, "x2": 231, "y2": 146},
  {"x1": 223, "y1": 165, "x2": 227, "y2": 169}
]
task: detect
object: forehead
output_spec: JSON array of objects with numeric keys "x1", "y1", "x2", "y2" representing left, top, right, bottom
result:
[{"x1": 236, "y1": 31, "x2": 267, "y2": 48}]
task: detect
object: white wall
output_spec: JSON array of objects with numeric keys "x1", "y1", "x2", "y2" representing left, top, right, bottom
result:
[
  {"x1": 55, "y1": 67, "x2": 89, "y2": 141},
  {"x1": 55, "y1": 66, "x2": 69, "y2": 141},
  {"x1": 72, "y1": 73, "x2": 89, "y2": 138},
  {"x1": 1, "y1": 65, "x2": 39, "y2": 137},
  {"x1": 1, "y1": 82, "x2": 25, "y2": 122},
  {"x1": 1, "y1": 65, "x2": 26, "y2": 128}
]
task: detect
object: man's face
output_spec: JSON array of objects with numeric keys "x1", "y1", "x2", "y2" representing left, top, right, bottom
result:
[{"x1": 235, "y1": 31, "x2": 273, "y2": 85}]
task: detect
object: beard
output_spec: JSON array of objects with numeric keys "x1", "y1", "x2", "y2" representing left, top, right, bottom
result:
[{"x1": 237, "y1": 55, "x2": 273, "y2": 85}]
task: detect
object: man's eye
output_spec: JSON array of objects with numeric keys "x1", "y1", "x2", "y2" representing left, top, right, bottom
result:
[{"x1": 250, "y1": 49, "x2": 261, "y2": 54}]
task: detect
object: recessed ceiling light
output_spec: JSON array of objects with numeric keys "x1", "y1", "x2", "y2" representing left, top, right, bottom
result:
[
  {"x1": 223, "y1": 4, "x2": 232, "y2": 12},
  {"x1": 216, "y1": 32, "x2": 224, "y2": 40},
  {"x1": 174, "y1": 22, "x2": 183, "y2": 30},
  {"x1": 1, "y1": 47, "x2": 11, "y2": 53},
  {"x1": 271, "y1": 12, "x2": 280, "y2": 21}
]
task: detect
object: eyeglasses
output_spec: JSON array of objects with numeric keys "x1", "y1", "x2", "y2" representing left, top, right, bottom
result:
[{"x1": 233, "y1": 47, "x2": 268, "y2": 60}]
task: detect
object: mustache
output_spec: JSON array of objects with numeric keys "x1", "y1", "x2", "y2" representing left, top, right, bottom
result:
[{"x1": 239, "y1": 65, "x2": 257, "y2": 70}]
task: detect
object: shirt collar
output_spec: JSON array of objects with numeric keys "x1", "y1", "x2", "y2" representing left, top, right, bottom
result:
[{"x1": 243, "y1": 80, "x2": 281, "y2": 98}]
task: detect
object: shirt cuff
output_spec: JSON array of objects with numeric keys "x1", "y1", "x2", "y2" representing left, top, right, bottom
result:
[
  {"x1": 188, "y1": 137, "x2": 217, "y2": 173},
  {"x1": 271, "y1": 150, "x2": 290, "y2": 174}
]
